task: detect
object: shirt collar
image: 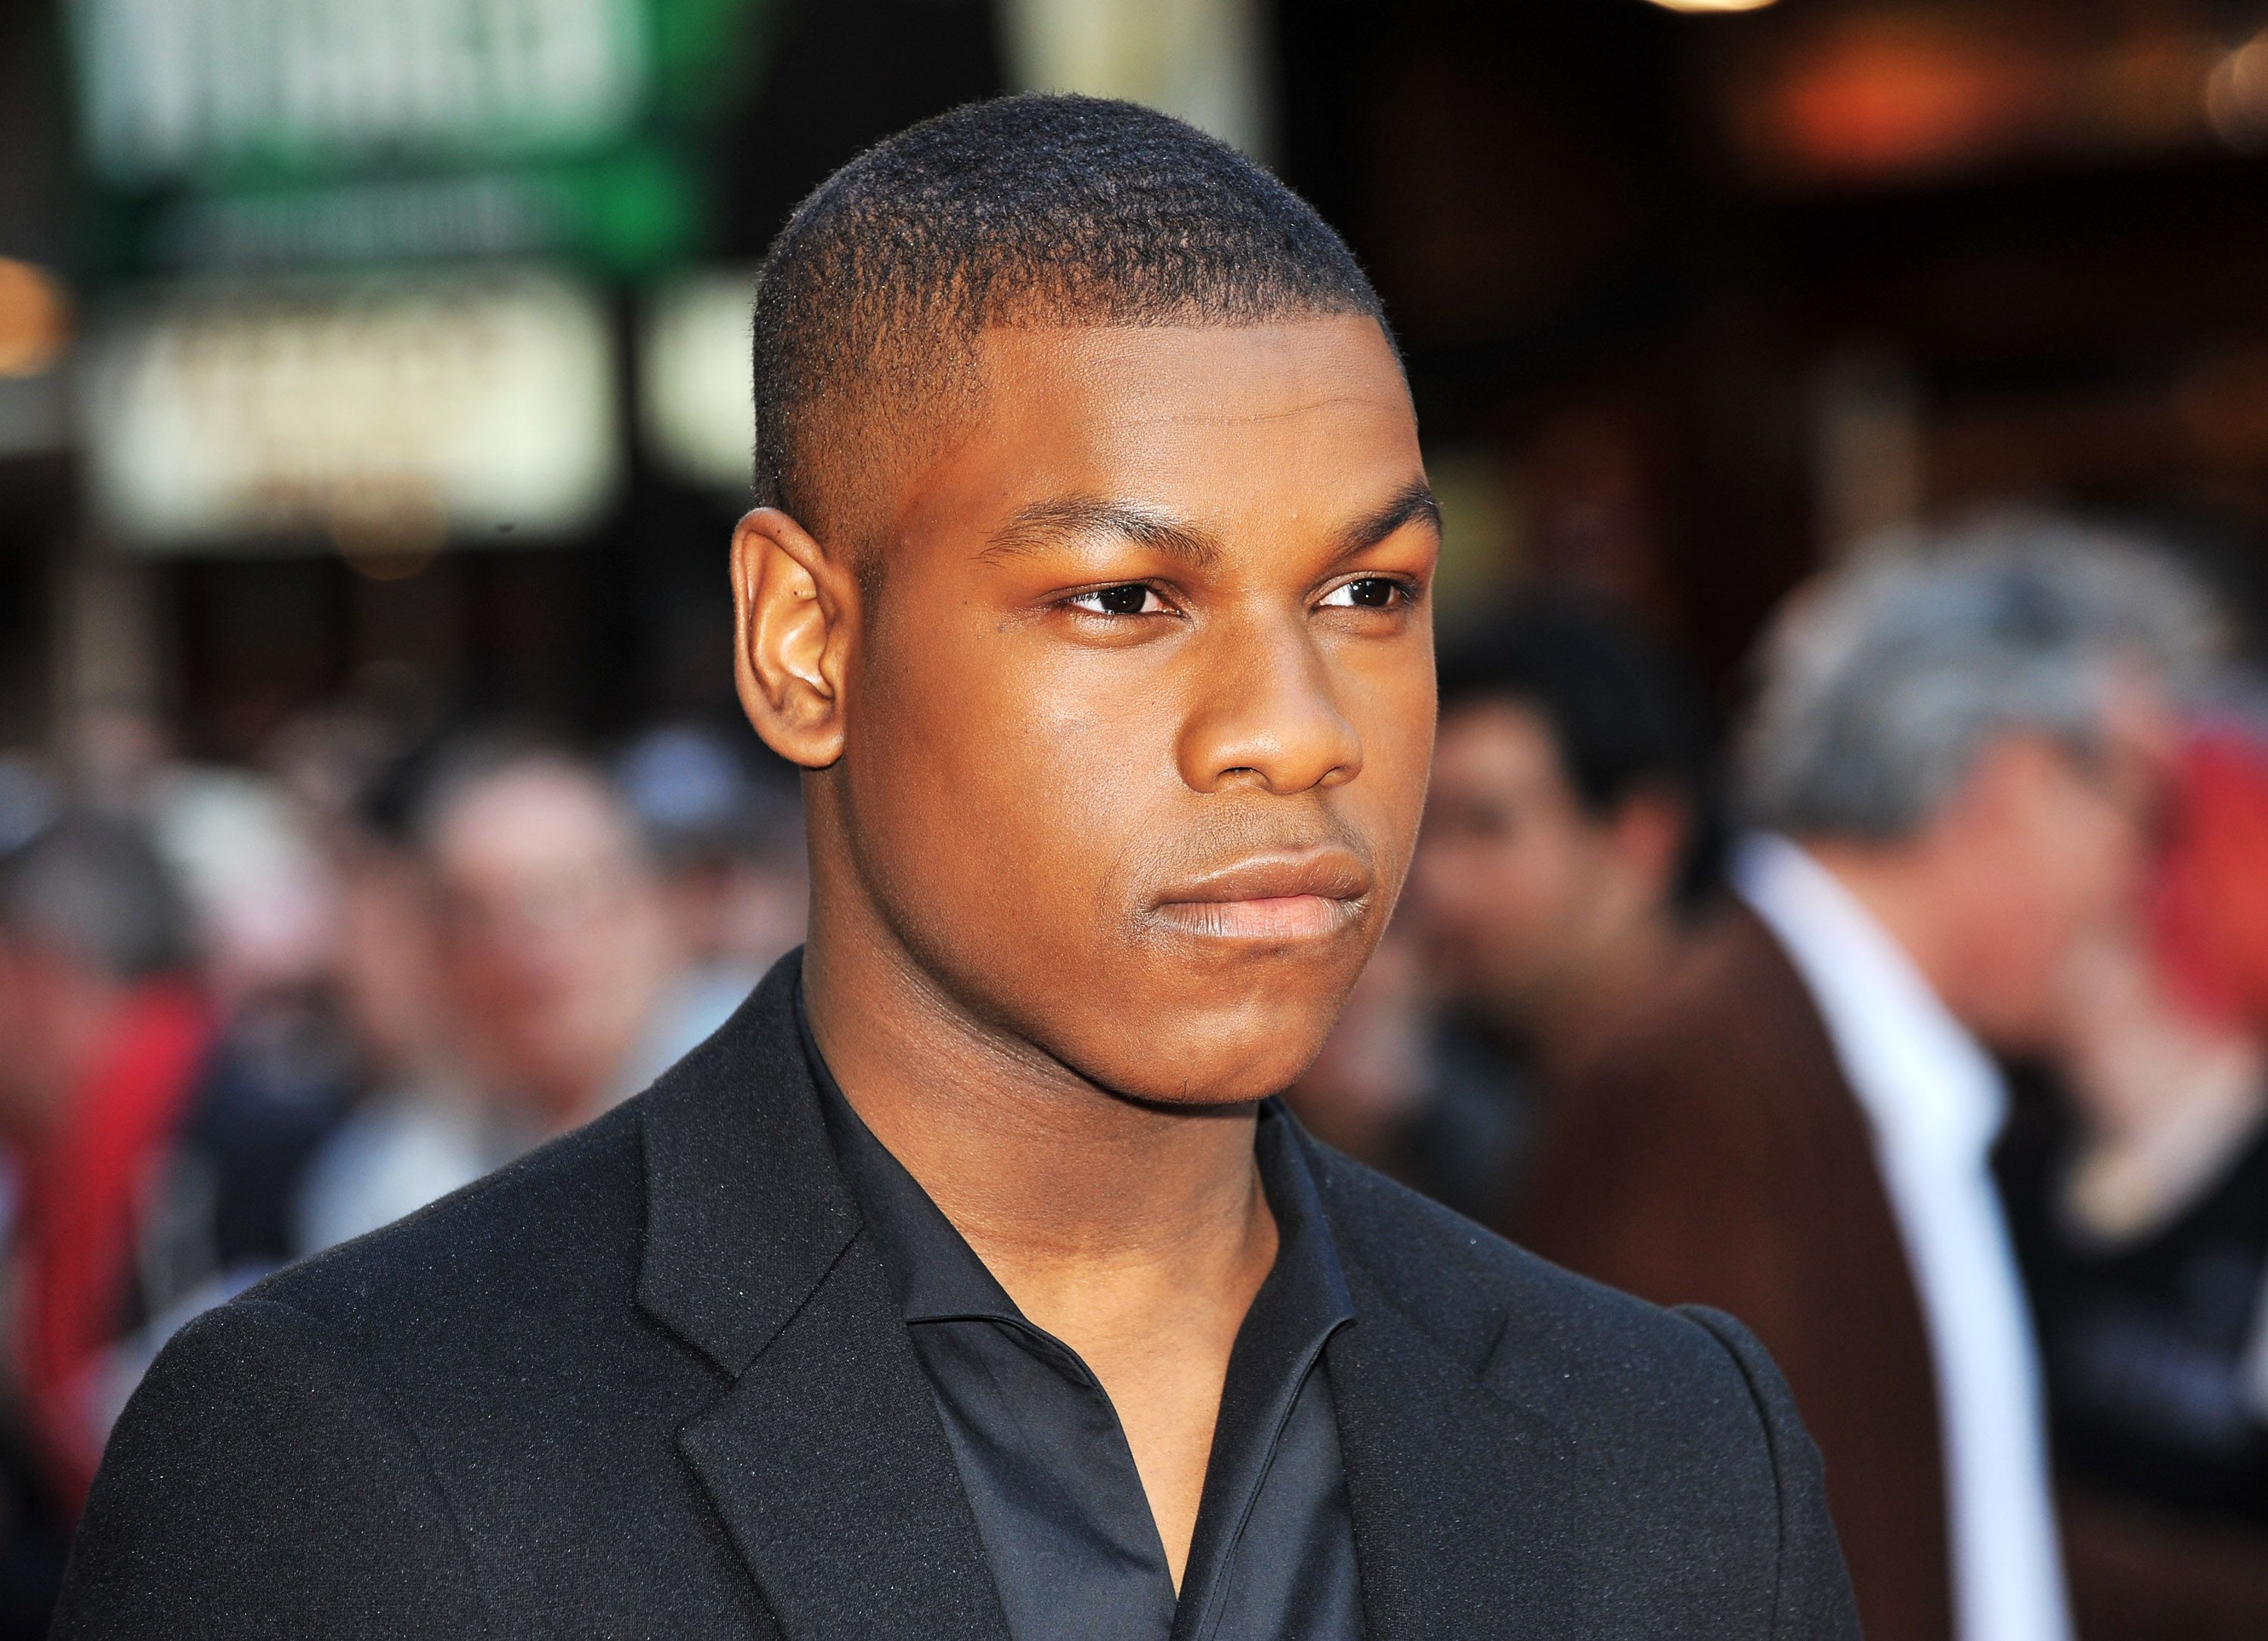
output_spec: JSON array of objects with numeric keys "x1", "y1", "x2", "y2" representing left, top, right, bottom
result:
[
  {"x1": 1734, "y1": 831, "x2": 2008, "y2": 1161},
  {"x1": 798, "y1": 989, "x2": 1355, "y2": 1346}
]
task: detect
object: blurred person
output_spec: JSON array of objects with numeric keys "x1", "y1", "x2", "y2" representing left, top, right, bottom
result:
[
  {"x1": 1360, "y1": 598, "x2": 1710, "y2": 1222},
  {"x1": 1524, "y1": 516, "x2": 2218, "y2": 1641},
  {"x1": 0, "y1": 807, "x2": 349, "y2": 1549},
  {"x1": 145, "y1": 767, "x2": 336, "y2": 1015},
  {"x1": 0, "y1": 817, "x2": 211, "y2": 1510},
  {"x1": 615, "y1": 722, "x2": 810, "y2": 1006},
  {"x1": 2000, "y1": 722, "x2": 2268, "y2": 1638},
  {"x1": 284, "y1": 816, "x2": 469, "y2": 1257},
  {"x1": 1417, "y1": 599, "x2": 1712, "y2": 1073},
  {"x1": 427, "y1": 748, "x2": 692, "y2": 1128},
  {"x1": 59, "y1": 98, "x2": 1856, "y2": 1639},
  {"x1": 296, "y1": 743, "x2": 736, "y2": 1250}
]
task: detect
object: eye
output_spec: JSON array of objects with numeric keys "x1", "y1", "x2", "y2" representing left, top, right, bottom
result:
[
  {"x1": 1068, "y1": 584, "x2": 1167, "y2": 616},
  {"x1": 1320, "y1": 576, "x2": 1408, "y2": 610}
]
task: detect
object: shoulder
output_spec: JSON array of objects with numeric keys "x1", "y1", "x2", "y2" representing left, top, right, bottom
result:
[
  {"x1": 57, "y1": 1292, "x2": 493, "y2": 1638},
  {"x1": 1560, "y1": 906, "x2": 1832, "y2": 1119},
  {"x1": 244, "y1": 1095, "x2": 649, "y2": 1364},
  {"x1": 1307, "y1": 1134, "x2": 1754, "y2": 1385},
  {"x1": 1310, "y1": 1141, "x2": 1857, "y2": 1635}
]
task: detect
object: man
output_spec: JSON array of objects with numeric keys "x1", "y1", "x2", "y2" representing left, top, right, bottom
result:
[
  {"x1": 55, "y1": 96, "x2": 1855, "y2": 1639},
  {"x1": 1415, "y1": 599, "x2": 1710, "y2": 1080},
  {"x1": 1525, "y1": 520, "x2": 2216, "y2": 1641},
  {"x1": 296, "y1": 743, "x2": 736, "y2": 1251},
  {"x1": 0, "y1": 817, "x2": 209, "y2": 1527},
  {"x1": 0, "y1": 813, "x2": 341, "y2": 1628},
  {"x1": 1292, "y1": 600, "x2": 1709, "y2": 1222}
]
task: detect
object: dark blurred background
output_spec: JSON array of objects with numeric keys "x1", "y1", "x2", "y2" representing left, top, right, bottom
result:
[
  {"x1": 14, "y1": 0, "x2": 2268, "y2": 747},
  {"x1": 8, "y1": 2, "x2": 2268, "y2": 1638}
]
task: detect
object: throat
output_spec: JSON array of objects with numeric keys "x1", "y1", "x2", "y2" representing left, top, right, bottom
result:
[{"x1": 970, "y1": 1161, "x2": 1280, "y2": 1595}]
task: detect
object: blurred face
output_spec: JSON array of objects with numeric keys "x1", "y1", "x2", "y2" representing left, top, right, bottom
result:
[
  {"x1": 0, "y1": 935, "x2": 117, "y2": 1139},
  {"x1": 821, "y1": 318, "x2": 1437, "y2": 1103},
  {"x1": 1412, "y1": 700, "x2": 1620, "y2": 1022},
  {"x1": 429, "y1": 765, "x2": 679, "y2": 1118},
  {"x1": 1940, "y1": 708, "x2": 2167, "y2": 1047},
  {"x1": 0, "y1": 935, "x2": 43, "y2": 1121}
]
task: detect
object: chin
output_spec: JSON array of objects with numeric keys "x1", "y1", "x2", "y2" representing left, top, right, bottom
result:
[{"x1": 1073, "y1": 988, "x2": 1346, "y2": 1107}]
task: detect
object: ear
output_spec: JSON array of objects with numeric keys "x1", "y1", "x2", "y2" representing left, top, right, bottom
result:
[
  {"x1": 1606, "y1": 786, "x2": 1691, "y2": 903},
  {"x1": 730, "y1": 507, "x2": 856, "y2": 768}
]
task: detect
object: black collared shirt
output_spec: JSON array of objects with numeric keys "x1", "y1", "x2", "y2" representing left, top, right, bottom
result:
[{"x1": 803, "y1": 1023, "x2": 1365, "y2": 1641}]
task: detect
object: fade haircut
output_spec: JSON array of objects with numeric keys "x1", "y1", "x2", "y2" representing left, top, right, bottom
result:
[{"x1": 750, "y1": 94, "x2": 1393, "y2": 578}]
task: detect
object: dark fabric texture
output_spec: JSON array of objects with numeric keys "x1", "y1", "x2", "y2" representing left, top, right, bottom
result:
[
  {"x1": 54, "y1": 950, "x2": 1859, "y2": 1640},
  {"x1": 809, "y1": 1016, "x2": 1362, "y2": 1641},
  {"x1": 1999, "y1": 1098, "x2": 2268, "y2": 1528},
  {"x1": 1523, "y1": 903, "x2": 1952, "y2": 1641},
  {"x1": 1998, "y1": 1087, "x2": 2268, "y2": 1638}
]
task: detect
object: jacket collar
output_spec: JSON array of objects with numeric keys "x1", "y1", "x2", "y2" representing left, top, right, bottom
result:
[
  {"x1": 637, "y1": 951, "x2": 1012, "y2": 1641},
  {"x1": 636, "y1": 949, "x2": 1555, "y2": 1641}
]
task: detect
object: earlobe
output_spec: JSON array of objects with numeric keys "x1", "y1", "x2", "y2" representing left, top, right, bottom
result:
[{"x1": 730, "y1": 507, "x2": 852, "y2": 769}]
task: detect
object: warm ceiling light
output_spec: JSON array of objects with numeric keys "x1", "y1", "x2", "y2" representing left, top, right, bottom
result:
[{"x1": 1646, "y1": 0, "x2": 1779, "y2": 13}]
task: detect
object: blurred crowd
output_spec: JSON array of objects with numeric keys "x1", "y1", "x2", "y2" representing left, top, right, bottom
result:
[
  {"x1": 0, "y1": 708, "x2": 806, "y2": 1629},
  {"x1": 2, "y1": 510, "x2": 2267, "y2": 1639},
  {"x1": 1294, "y1": 513, "x2": 2268, "y2": 1641}
]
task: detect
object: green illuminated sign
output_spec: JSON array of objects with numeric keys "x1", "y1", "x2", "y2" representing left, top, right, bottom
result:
[{"x1": 67, "y1": 0, "x2": 770, "y2": 278}]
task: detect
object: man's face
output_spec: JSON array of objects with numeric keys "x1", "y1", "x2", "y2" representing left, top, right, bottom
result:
[
  {"x1": 832, "y1": 317, "x2": 1436, "y2": 1104},
  {"x1": 1949, "y1": 700, "x2": 2169, "y2": 1047},
  {"x1": 1410, "y1": 698, "x2": 1625, "y2": 1025},
  {"x1": 429, "y1": 766, "x2": 680, "y2": 1115}
]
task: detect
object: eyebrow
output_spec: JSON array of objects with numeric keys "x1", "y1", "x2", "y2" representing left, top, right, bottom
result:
[
  {"x1": 979, "y1": 476, "x2": 1441, "y2": 572},
  {"x1": 982, "y1": 498, "x2": 1224, "y2": 569},
  {"x1": 1327, "y1": 479, "x2": 1442, "y2": 566}
]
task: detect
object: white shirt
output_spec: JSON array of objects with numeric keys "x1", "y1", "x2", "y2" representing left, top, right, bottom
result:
[{"x1": 1734, "y1": 833, "x2": 2072, "y2": 1641}]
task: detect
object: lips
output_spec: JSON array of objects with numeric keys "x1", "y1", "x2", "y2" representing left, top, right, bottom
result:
[{"x1": 1152, "y1": 849, "x2": 1373, "y2": 941}]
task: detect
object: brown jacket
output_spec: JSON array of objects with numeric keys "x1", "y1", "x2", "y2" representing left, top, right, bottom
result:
[{"x1": 1520, "y1": 904, "x2": 1954, "y2": 1641}]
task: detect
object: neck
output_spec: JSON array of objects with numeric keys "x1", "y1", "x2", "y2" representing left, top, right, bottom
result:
[
  {"x1": 797, "y1": 830, "x2": 1284, "y2": 1590},
  {"x1": 1525, "y1": 910, "x2": 1677, "y2": 1075},
  {"x1": 799, "y1": 898, "x2": 1274, "y2": 1327},
  {"x1": 1798, "y1": 837, "x2": 1969, "y2": 1012}
]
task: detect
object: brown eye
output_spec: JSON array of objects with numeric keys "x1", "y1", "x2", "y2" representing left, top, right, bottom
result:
[
  {"x1": 1070, "y1": 585, "x2": 1163, "y2": 616},
  {"x1": 1321, "y1": 577, "x2": 1403, "y2": 610}
]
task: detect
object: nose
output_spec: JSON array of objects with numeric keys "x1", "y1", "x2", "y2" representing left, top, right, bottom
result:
[{"x1": 1177, "y1": 615, "x2": 1364, "y2": 796}]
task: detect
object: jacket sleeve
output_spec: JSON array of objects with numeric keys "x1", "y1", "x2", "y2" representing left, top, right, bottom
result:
[
  {"x1": 1680, "y1": 1306, "x2": 1861, "y2": 1641},
  {"x1": 51, "y1": 1298, "x2": 491, "y2": 1640}
]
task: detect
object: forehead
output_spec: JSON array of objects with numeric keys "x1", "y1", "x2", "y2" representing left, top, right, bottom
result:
[
  {"x1": 432, "y1": 770, "x2": 631, "y2": 876},
  {"x1": 891, "y1": 316, "x2": 1420, "y2": 548},
  {"x1": 1436, "y1": 700, "x2": 1570, "y2": 789}
]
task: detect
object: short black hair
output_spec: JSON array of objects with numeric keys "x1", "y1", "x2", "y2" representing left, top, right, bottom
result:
[
  {"x1": 1439, "y1": 598, "x2": 1719, "y2": 896},
  {"x1": 751, "y1": 94, "x2": 1392, "y2": 568}
]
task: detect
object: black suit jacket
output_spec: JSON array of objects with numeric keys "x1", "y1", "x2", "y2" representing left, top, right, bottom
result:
[{"x1": 54, "y1": 955, "x2": 1858, "y2": 1639}]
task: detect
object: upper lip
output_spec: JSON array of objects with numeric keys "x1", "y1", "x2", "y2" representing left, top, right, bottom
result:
[{"x1": 1156, "y1": 848, "x2": 1373, "y2": 905}]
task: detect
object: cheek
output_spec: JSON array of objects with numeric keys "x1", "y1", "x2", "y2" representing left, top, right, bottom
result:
[
  {"x1": 1342, "y1": 669, "x2": 1435, "y2": 873},
  {"x1": 2043, "y1": 804, "x2": 2143, "y2": 929},
  {"x1": 847, "y1": 624, "x2": 1175, "y2": 963}
]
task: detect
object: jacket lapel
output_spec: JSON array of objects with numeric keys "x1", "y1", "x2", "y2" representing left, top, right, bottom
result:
[
  {"x1": 676, "y1": 1241, "x2": 1012, "y2": 1641},
  {"x1": 636, "y1": 954, "x2": 1011, "y2": 1641},
  {"x1": 1328, "y1": 1236, "x2": 1600, "y2": 1639}
]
